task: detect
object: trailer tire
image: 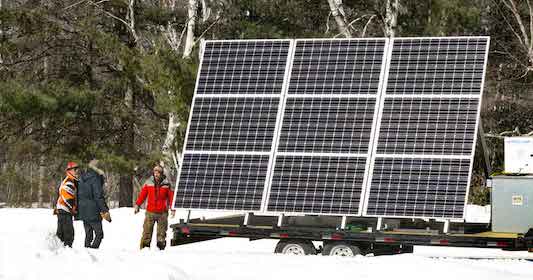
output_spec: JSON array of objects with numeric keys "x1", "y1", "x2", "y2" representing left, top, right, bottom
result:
[
  {"x1": 322, "y1": 241, "x2": 361, "y2": 257},
  {"x1": 274, "y1": 240, "x2": 317, "y2": 255},
  {"x1": 400, "y1": 245, "x2": 414, "y2": 254}
]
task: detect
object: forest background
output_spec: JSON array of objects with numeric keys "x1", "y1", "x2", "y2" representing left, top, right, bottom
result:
[{"x1": 1, "y1": 0, "x2": 532, "y2": 208}]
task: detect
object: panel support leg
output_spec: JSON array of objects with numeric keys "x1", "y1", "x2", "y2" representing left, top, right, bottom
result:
[
  {"x1": 376, "y1": 217, "x2": 383, "y2": 231},
  {"x1": 277, "y1": 213, "x2": 284, "y2": 227},
  {"x1": 244, "y1": 212, "x2": 252, "y2": 226},
  {"x1": 341, "y1": 216, "x2": 347, "y2": 230},
  {"x1": 185, "y1": 210, "x2": 191, "y2": 223},
  {"x1": 443, "y1": 220, "x2": 450, "y2": 234}
]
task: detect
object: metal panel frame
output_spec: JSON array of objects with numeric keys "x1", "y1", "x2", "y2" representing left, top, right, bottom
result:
[
  {"x1": 463, "y1": 36, "x2": 491, "y2": 218},
  {"x1": 172, "y1": 39, "x2": 293, "y2": 212},
  {"x1": 361, "y1": 36, "x2": 491, "y2": 219},
  {"x1": 263, "y1": 38, "x2": 390, "y2": 216}
]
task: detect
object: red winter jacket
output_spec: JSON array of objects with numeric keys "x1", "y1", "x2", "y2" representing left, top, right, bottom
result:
[{"x1": 135, "y1": 176, "x2": 174, "y2": 213}]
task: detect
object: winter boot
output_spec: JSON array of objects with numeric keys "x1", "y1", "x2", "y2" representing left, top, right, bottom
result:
[
  {"x1": 140, "y1": 241, "x2": 150, "y2": 250},
  {"x1": 157, "y1": 241, "x2": 166, "y2": 250}
]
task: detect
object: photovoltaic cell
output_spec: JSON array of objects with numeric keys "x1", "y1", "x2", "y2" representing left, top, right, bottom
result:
[
  {"x1": 376, "y1": 98, "x2": 479, "y2": 155},
  {"x1": 197, "y1": 41, "x2": 290, "y2": 95},
  {"x1": 186, "y1": 97, "x2": 280, "y2": 152},
  {"x1": 363, "y1": 37, "x2": 489, "y2": 219},
  {"x1": 174, "y1": 40, "x2": 291, "y2": 211},
  {"x1": 267, "y1": 39, "x2": 388, "y2": 215},
  {"x1": 175, "y1": 154, "x2": 270, "y2": 210},
  {"x1": 288, "y1": 40, "x2": 385, "y2": 95},
  {"x1": 365, "y1": 158, "x2": 470, "y2": 218},
  {"x1": 268, "y1": 155, "x2": 367, "y2": 214},
  {"x1": 277, "y1": 97, "x2": 376, "y2": 153},
  {"x1": 385, "y1": 39, "x2": 486, "y2": 95}
]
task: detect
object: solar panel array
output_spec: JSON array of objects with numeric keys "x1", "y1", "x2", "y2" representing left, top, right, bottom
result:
[
  {"x1": 266, "y1": 39, "x2": 387, "y2": 215},
  {"x1": 363, "y1": 37, "x2": 489, "y2": 218},
  {"x1": 174, "y1": 37, "x2": 489, "y2": 219},
  {"x1": 174, "y1": 40, "x2": 292, "y2": 210}
]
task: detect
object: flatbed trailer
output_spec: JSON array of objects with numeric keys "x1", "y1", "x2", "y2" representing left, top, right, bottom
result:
[{"x1": 170, "y1": 214, "x2": 533, "y2": 256}]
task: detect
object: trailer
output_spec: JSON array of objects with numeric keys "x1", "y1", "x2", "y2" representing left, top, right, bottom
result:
[
  {"x1": 170, "y1": 213, "x2": 533, "y2": 256},
  {"x1": 169, "y1": 37, "x2": 533, "y2": 257}
]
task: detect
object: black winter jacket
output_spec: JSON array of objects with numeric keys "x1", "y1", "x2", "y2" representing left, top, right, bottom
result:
[{"x1": 77, "y1": 168, "x2": 108, "y2": 222}]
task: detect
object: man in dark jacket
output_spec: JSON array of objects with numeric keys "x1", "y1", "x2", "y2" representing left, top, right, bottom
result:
[{"x1": 77, "y1": 158, "x2": 111, "y2": 249}]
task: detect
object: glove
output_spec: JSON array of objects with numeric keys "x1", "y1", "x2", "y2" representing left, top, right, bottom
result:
[
  {"x1": 100, "y1": 212, "x2": 112, "y2": 222},
  {"x1": 53, "y1": 208, "x2": 58, "y2": 215},
  {"x1": 170, "y1": 210, "x2": 176, "y2": 219},
  {"x1": 134, "y1": 205, "x2": 140, "y2": 214}
]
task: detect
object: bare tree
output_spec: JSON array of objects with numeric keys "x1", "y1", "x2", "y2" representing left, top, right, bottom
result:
[
  {"x1": 327, "y1": 0, "x2": 352, "y2": 38},
  {"x1": 161, "y1": 0, "x2": 186, "y2": 53},
  {"x1": 500, "y1": 0, "x2": 533, "y2": 73}
]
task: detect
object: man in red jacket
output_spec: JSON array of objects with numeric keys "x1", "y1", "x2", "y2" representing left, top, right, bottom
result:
[{"x1": 134, "y1": 165, "x2": 175, "y2": 250}]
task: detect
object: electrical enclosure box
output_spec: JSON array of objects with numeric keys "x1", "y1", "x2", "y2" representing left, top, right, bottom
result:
[
  {"x1": 504, "y1": 137, "x2": 533, "y2": 174},
  {"x1": 491, "y1": 176, "x2": 533, "y2": 233}
]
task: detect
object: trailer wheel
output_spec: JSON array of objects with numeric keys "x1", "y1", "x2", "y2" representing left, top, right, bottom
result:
[
  {"x1": 400, "y1": 245, "x2": 414, "y2": 254},
  {"x1": 274, "y1": 240, "x2": 316, "y2": 255},
  {"x1": 322, "y1": 241, "x2": 361, "y2": 257}
]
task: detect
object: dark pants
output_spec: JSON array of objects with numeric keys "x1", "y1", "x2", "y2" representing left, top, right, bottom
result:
[
  {"x1": 56, "y1": 212, "x2": 74, "y2": 247},
  {"x1": 140, "y1": 211, "x2": 168, "y2": 250},
  {"x1": 83, "y1": 221, "x2": 104, "y2": 248}
]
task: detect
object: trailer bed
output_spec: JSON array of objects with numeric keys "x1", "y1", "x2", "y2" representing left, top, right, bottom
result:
[{"x1": 171, "y1": 214, "x2": 533, "y2": 255}]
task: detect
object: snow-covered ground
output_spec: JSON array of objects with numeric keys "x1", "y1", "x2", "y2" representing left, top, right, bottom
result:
[{"x1": 1, "y1": 208, "x2": 532, "y2": 280}]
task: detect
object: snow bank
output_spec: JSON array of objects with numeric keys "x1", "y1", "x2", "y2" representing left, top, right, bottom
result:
[{"x1": 1, "y1": 208, "x2": 532, "y2": 280}]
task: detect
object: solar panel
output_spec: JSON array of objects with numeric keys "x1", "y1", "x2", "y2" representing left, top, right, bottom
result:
[
  {"x1": 174, "y1": 40, "x2": 292, "y2": 210},
  {"x1": 362, "y1": 37, "x2": 489, "y2": 219},
  {"x1": 266, "y1": 39, "x2": 388, "y2": 215},
  {"x1": 174, "y1": 37, "x2": 490, "y2": 219}
]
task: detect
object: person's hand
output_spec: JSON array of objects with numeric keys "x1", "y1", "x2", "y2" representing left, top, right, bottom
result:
[
  {"x1": 170, "y1": 210, "x2": 176, "y2": 219},
  {"x1": 101, "y1": 212, "x2": 112, "y2": 222},
  {"x1": 52, "y1": 208, "x2": 58, "y2": 215},
  {"x1": 134, "y1": 205, "x2": 140, "y2": 214}
]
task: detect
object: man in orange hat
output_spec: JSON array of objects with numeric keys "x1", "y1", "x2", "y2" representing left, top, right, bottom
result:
[{"x1": 55, "y1": 161, "x2": 80, "y2": 247}]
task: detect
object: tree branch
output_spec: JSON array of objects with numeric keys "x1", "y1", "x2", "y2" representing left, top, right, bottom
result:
[
  {"x1": 193, "y1": 17, "x2": 221, "y2": 46},
  {"x1": 362, "y1": 15, "x2": 376, "y2": 37},
  {"x1": 88, "y1": 0, "x2": 138, "y2": 44}
]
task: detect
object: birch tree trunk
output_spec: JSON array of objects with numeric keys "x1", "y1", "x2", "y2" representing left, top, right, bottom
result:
[
  {"x1": 161, "y1": 111, "x2": 180, "y2": 180},
  {"x1": 201, "y1": 0, "x2": 211, "y2": 22},
  {"x1": 183, "y1": 0, "x2": 198, "y2": 58},
  {"x1": 327, "y1": 0, "x2": 352, "y2": 38},
  {"x1": 384, "y1": 0, "x2": 399, "y2": 38}
]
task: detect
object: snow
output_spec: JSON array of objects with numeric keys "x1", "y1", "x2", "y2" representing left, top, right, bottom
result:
[{"x1": 1, "y1": 208, "x2": 532, "y2": 280}]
